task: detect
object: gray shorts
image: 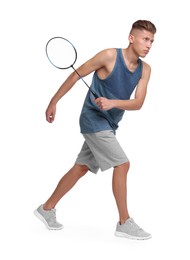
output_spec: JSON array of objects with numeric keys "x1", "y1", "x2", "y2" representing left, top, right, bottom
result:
[{"x1": 75, "y1": 130, "x2": 128, "y2": 174}]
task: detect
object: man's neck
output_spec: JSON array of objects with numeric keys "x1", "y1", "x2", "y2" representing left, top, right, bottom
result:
[{"x1": 122, "y1": 48, "x2": 139, "y2": 72}]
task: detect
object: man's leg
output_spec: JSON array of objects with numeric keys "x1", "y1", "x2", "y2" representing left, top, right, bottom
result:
[
  {"x1": 113, "y1": 161, "x2": 152, "y2": 239},
  {"x1": 43, "y1": 164, "x2": 89, "y2": 210},
  {"x1": 34, "y1": 164, "x2": 89, "y2": 229},
  {"x1": 112, "y1": 162, "x2": 130, "y2": 224}
]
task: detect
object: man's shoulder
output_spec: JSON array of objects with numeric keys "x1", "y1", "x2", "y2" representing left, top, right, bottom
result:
[
  {"x1": 142, "y1": 60, "x2": 151, "y2": 72},
  {"x1": 99, "y1": 48, "x2": 117, "y2": 59},
  {"x1": 141, "y1": 61, "x2": 151, "y2": 79}
]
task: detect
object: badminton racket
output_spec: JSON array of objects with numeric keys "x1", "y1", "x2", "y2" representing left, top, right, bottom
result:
[{"x1": 45, "y1": 37, "x2": 99, "y2": 99}]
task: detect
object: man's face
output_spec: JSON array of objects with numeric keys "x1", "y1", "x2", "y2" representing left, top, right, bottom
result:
[{"x1": 129, "y1": 29, "x2": 154, "y2": 58}]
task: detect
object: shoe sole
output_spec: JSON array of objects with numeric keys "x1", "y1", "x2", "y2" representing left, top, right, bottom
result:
[
  {"x1": 115, "y1": 231, "x2": 152, "y2": 240},
  {"x1": 34, "y1": 209, "x2": 63, "y2": 230}
]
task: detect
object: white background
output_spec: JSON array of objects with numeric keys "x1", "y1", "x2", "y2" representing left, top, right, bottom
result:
[{"x1": 1, "y1": 0, "x2": 190, "y2": 259}]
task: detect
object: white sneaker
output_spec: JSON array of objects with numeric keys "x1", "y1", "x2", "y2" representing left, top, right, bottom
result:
[
  {"x1": 34, "y1": 205, "x2": 63, "y2": 230},
  {"x1": 115, "y1": 218, "x2": 152, "y2": 240}
]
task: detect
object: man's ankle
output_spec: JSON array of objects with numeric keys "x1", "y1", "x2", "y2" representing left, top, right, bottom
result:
[
  {"x1": 43, "y1": 204, "x2": 54, "y2": 211},
  {"x1": 120, "y1": 216, "x2": 130, "y2": 225}
]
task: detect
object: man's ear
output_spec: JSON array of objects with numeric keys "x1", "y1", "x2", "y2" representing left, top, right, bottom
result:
[{"x1": 128, "y1": 34, "x2": 134, "y2": 43}]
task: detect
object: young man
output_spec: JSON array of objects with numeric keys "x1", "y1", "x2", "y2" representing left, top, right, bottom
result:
[{"x1": 34, "y1": 20, "x2": 156, "y2": 240}]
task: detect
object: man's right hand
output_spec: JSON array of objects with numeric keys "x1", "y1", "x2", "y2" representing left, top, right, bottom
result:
[{"x1": 46, "y1": 102, "x2": 56, "y2": 123}]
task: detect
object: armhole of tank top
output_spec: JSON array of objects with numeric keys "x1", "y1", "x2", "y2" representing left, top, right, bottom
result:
[{"x1": 95, "y1": 48, "x2": 119, "y2": 81}]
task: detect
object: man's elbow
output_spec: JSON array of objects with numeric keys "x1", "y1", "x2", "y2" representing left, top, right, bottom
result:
[{"x1": 135, "y1": 100, "x2": 144, "y2": 110}]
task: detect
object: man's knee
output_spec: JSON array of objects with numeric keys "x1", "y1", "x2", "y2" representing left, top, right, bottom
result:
[
  {"x1": 74, "y1": 164, "x2": 89, "y2": 177},
  {"x1": 124, "y1": 161, "x2": 130, "y2": 170},
  {"x1": 114, "y1": 161, "x2": 130, "y2": 172}
]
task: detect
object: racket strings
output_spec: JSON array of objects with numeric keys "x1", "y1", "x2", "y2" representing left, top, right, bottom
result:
[{"x1": 46, "y1": 37, "x2": 98, "y2": 99}]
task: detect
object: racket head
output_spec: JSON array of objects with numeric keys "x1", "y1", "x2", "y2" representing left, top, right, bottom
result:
[{"x1": 45, "y1": 37, "x2": 77, "y2": 69}]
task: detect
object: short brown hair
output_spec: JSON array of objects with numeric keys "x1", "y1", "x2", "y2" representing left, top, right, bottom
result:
[{"x1": 131, "y1": 20, "x2": 156, "y2": 34}]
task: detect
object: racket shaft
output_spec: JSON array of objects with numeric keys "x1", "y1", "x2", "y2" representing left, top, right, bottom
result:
[{"x1": 72, "y1": 66, "x2": 99, "y2": 98}]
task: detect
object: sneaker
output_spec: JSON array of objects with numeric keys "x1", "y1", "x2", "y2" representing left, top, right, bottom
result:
[
  {"x1": 34, "y1": 205, "x2": 63, "y2": 230},
  {"x1": 115, "y1": 218, "x2": 152, "y2": 240}
]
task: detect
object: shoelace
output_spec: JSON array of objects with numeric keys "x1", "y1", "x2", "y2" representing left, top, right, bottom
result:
[
  {"x1": 128, "y1": 219, "x2": 143, "y2": 231},
  {"x1": 47, "y1": 209, "x2": 56, "y2": 221}
]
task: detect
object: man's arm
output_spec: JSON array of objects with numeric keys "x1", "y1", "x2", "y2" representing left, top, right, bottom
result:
[
  {"x1": 46, "y1": 49, "x2": 112, "y2": 123},
  {"x1": 95, "y1": 62, "x2": 151, "y2": 111}
]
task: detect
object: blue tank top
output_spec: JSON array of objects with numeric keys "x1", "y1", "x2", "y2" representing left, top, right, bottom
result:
[{"x1": 79, "y1": 48, "x2": 143, "y2": 133}]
